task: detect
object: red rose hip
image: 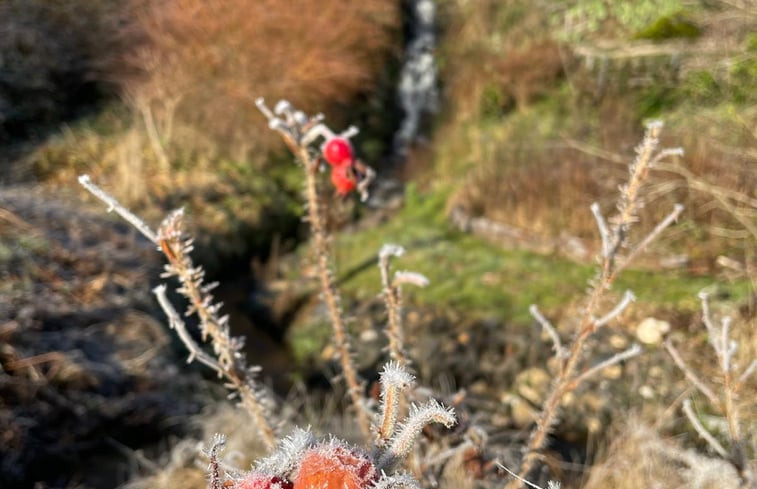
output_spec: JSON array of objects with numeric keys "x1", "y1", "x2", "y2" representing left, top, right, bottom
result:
[
  {"x1": 330, "y1": 164, "x2": 357, "y2": 196},
  {"x1": 322, "y1": 137, "x2": 354, "y2": 167},
  {"x1": 293, "y1": 444, "x2": 377, "y2": 489}
]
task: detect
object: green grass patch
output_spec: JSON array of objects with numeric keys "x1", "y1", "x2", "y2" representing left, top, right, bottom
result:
[{"x1": 327, "y1": 186, "x2": 750, "y2": 325}]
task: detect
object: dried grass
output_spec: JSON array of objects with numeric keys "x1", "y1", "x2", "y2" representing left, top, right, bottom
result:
[
  {"x1": 112, "y1": 0, "x2": 399, "y2": 158},
  {"x1": 584, "y1": 422, "x2": 742, "y2": 489}
]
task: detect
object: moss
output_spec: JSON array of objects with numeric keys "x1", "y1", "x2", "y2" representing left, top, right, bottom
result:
[
  {"x1": 633, "y1": 12, "x2": 700, "y2": 41},
  {"x1": 679, "y1": 70, "x2": 721, "y2": 104},
  {"x1": 729, "y1": 55, "x2": 757, "y2": 104}
]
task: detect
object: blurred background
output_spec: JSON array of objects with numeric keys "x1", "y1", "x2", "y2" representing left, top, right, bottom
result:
[{"x1": 0, "y1": 1, "x2": 755, "y2": 488}]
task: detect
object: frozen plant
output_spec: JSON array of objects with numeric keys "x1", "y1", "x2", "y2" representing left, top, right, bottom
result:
[
  {"x1": 256, "y1": 98, "x2": 375, "y2": 440},
  {"x1": 209, "y1": 362, "x2": 455, "y2": 489},
  {"x1": 505, "y1": 121, "x2": 685, "y2": 488},
  {"x1": 664, "y1": 292, "x2": 755, "y2": 488},
  {"x1": 78, "y1": 175, "x2": 278, "y2": 449},
  {"x1": 378, "y1": 244, "x2": 429, "y2": 367}
]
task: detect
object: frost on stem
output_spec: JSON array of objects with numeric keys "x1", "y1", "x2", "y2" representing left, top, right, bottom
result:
[
  {"x1": 255, "y1": 428, "x2": 316, "y2": 477},
  {"x1": 256, "y1": 98, "x2": 374, "y2": 440},
  {"x1": 78, "y1": 175, "x2": 277, "y2": 450},
  {"x1": 498, "y1": 464, "x2": 561, "y2": 489},
  {"x1": 378, "y1": 244, "x2": 429, "y2": 366},
  {"x1": 665, "y1": 292, "x2": 754, "y2": 488},
  {"x1": 371, "y1": 473, "x2": 422, "y2": 489},
  {"x1": 506, "y1": 121, "x2": 685, "y2": 489},
  {"x1": 377, "y1": 400, "x2": 456, "y2": 470},
  {"x1": 377, "y1": 362, "x2": 415, "y2": 445},
  {"x1": 207, "y1": 434, "x2": 227, "y2": 489}
]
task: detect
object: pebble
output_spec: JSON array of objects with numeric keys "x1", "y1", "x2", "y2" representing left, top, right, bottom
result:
[
  {"x1": 609, "y1": 334, "x2": 629, "y2": 350},
  {"x1": 602, "y1": 364, "x2": 623, "y2": 380},
  {"x1": 639, "y1": 385, "x2": 655, "y2": 399},
  {"x1": 514, "y1": 367, "x2": 551, "y2": 405},
  {"x1": 636, "y1": 317, "x2": 670, "y2": 345}
]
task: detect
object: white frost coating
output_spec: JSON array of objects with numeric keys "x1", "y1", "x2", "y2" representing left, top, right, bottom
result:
[
  {"x1": 392, "y1": 271, "x2": 429, "y2": 288},
  {"x1": 377, "y1": 400, "x2": 455, "y2": 469},
  {"x1": 379, "y1": 243, "x2": 405, "y2": 259},
  {"x1": 380, "y1": 362, "x2": 414, "y2": 389},
  {"x1": 254, "y1": 427, "x2": 315, "y2": 476},
  {"x1": 371, "y1": 473, "x2": 421, "y2": 489}
]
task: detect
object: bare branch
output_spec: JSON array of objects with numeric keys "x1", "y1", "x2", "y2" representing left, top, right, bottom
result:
[
  {"x1": 153, "y1": 284, "x2": 222, "y2": 374},
  {"x1": 590, "y1": 202, "x2": 611, "y2": 258},
  {"x1": 594, "y1": 290, "x2": 636, "y2": 328},
  {"x1": 615, "y1": 204, "x2": 684, "y2": 274},
  {"x1": 664, "y1": 339, "x2": 720, "y2": 406},
  {"x1": 498, "y1": 463, "x2": 560, "y2": 489},
  {"x1": 78, "y1": 174, "x2": 158, "y2": 244},
  {"x1": 570, "y1": 344, "x2": 642, "y2": 388},
  {"x1": 529, "y1": 304, "x2": 565, "y2": 358},
  {"x1": 683, "y1": 399, "x2": 729, "y2": 458},
  {"x1": 392, "y1": 271, "x2": 430, "y2": 288},
  {"x1": 737, "y1": 360, "x2": 757, "y2": 389}
]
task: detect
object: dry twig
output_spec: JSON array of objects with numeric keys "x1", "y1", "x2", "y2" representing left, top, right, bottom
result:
[{"x1": 506, "y1": 121, "x2": 684, "y2": 488}]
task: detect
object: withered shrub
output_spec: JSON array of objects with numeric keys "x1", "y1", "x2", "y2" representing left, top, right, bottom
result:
[{"x1": 112, "y1": 0, "x2": 400, "y2": 160}]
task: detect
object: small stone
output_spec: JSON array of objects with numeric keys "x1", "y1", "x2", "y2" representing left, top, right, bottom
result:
[
  {"x1": 359, "y1": 329, "x2": 378, "y2": 342},
  {"x1": 602, "y1": 364, "x2": 623, "y2": 380},
  {"x1": 510, "y1": 396, "x2": 538, "y2": 427},
  {"x1": 546, "y1": 356, "x2": 562, "y2": 374},
  {"x1": 639, "y1": 385, "x2": 655, "y2": 399},
  {"x1": 609, "y1": 334, "x2": 629, "y2": 350},
  {"x1": 470, "y1": 380, "x2": 489, "y2": 395},
  {"x1": 636, "y1": 317, "x2": 670, "y2": 345},
  {"x1": 560, "y1": 391, "x2": 576, "y2": 407},
  {"x1": 514, "y1": 367, "x2": 551, "y2": 405},
  {"x1": 582, "y1": 393, "x2": 604, "y2": 411}
]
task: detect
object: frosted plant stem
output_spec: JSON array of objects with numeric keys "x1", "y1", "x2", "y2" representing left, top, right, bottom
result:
[
  {"x1": 154, "y1": 284, "x2": 222, "y2": 373},
  {"x1": 299, "y1": 146, "x2": 372, "y2": 441},
  {"x1": 379, "y1": 244, "x2": 408, "y2": 366},
  {"x1": 255, "y1": 97, "x2": 373, "y2": 441},
  {"x1": 79, "y1": 175, "x2": 276, "y2": 450},
  {"x1": 529, "y1": 305, "x2": 564, "y2": 359},
  {"x1": 505, "y1": 121, "x2": 684, "y2": 489},
  {"x1": 78, "y1": 175, "x2": 158, "y2": 243},
  {"x1": 663, "y1": 340, "x2": 719, "y2": 405},
  {"x1": 683, "y1": 399, "x2": 729, "y2": 458}
]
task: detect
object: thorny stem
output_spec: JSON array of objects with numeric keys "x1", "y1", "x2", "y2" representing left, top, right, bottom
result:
[
  {"x1": 256, "y1": 97, "x2": 372, "y2": 441},
  {"x1": 157, "y1": 212, "x2": 277, "y2": 450},
  {"x1": 302, "y1": 152, "x2": 372, "y2": 440},
  {"x1": 377, "y1": 362, "x2": 414, "y2": 445},
  {"x1": 698, "y1": 294, "x2": 749, "y2": 486},
  {"x1": 78, "y1": 176, "x2": 277, "y2": 450},
  {"x1": 507, "y1": 121, "x2": 682, "y2": 489},
  {"x1": 379, "y1": 244, "x2": 408, "y2": 366}
]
